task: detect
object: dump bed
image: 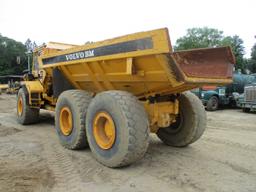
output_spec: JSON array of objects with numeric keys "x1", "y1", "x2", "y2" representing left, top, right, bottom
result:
[{"x1": 39, "y1": 28, "x2": 235, "y2": 97}]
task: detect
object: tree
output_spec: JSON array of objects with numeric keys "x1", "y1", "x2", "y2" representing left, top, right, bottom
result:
[
  {"x1": 248, "y1": 40, "x2": 256, "y2": 73},
  {"x1": 174, "y1": 27, "x2": 246, "y2": 72},
  {"x1": 174, "y1": 27, "x2": 224, "y2": 50},
  {"x1": 25, "y1": 38, "x2": 37, "y2": 52},
  {"x1": 0, "y1": 34, "x2": 27, "y2": 77},
  {"x1": 221, "y1": 35, "x2": 245, "y2": 72},
  {"x1": 25, "y1": 38, "x2": 32, "y2": 52},
  {"x1": 24, "y1": 38, "x2": 38, "y2": 72}
]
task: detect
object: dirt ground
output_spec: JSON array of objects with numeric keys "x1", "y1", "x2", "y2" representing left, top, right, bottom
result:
[{"x1": 0, "y1": 94, "x2": 255, "y2": 192}]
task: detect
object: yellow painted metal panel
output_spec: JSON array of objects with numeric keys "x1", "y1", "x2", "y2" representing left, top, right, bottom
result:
[
  {"x1": 40, "y1": 28, "x2": 171, "y2": 68},
  {"x1": 0, "y1": 84, "x2": 8, "y2": 89},
  {"x1": 23, "y1": 81, "x2": 44, "y2": 93},
  {"x1": 35, "y1": 28, "x2": 234, "y2": 97}
]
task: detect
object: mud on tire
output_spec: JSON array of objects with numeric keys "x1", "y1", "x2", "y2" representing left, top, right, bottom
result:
[
  {"x1": 55, "y1": 90, "x2": 92, "y2": 150},
  {"x1": 86, "y1": 91, "x2": 149, "y2": 168},
  {"x1": 156, "y1": 91, "x2": 206, "y2": 147}
]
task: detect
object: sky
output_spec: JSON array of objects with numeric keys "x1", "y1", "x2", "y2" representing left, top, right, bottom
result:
[{"x1": 0, "y1": 0, "x2": 255, "y2": 57}]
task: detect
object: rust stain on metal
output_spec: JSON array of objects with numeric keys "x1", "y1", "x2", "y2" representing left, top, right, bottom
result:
[{"x1": 170, "y1": 47, "x2": 235, "y2": 79}]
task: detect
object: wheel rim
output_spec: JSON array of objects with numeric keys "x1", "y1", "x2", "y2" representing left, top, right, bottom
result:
[
  {"x1": 168, "y1": 113, "x2": 184, "y2": 133},
  {"x1": 59, "y1": 107, "x2": 73, "y2": 136},
  {"x1": 17, "y1": 96, "x2": 23, "y2": 116},
  {"x1": 93, "y1": 112, "x2": 116, "y2": 150}
]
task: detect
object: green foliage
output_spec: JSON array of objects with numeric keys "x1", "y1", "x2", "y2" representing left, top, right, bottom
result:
[
  {"x1": 221, "y1": 35, "x2": 245, "y2": 72},
  {"x1": 25, "y1": 38, "x2": 37, "y2": 52},
  {"x1": 174, "y1": 27, "x2": 246, "y2": 72},
  {"x1": 175, "y1": 27, "x2": 224, "y2": 50},
  {"x1": 0, "y1": 34, "x2": 27, "y2": 76},
  {"x1": 248, "y1": 42, "x2": 256, "y2": 73}
]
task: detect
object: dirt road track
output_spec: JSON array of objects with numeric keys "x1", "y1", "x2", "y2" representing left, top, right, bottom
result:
[{"x1": 0, "y1": 94, "x2": 256, "y2": 192}]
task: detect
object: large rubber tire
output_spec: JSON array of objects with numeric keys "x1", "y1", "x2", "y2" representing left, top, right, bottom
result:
[
  {"x1": 206, "y1": 96, "x2": 219, "y2": 111},
  {"x1": 156, "y1": 91, "x2": 206, "y2": 147},
  {"x1": 17, "y1": 87, "x2": 39, "y2": 125},
  {"x1": 86, "y1": 91, "x2": 149, "y2": 167},
  {"x1": 55, "y1": 90, "x2": 92, "y2": 150}
]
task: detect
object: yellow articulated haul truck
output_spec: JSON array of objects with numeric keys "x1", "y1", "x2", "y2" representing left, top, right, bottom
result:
[{"x1": 17, "y1": 28, "x2": 235, "y2": 167}]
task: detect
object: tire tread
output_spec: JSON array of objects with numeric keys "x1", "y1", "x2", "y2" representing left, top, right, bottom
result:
[
  {"x1": 107, "y1": 91, "x2": 149, "y2": 166},
  {"x1": 17, "y1": 88, "x2": 39, "y2": 125},
  {"x1": 56, "y1": 90, "x2": 92, "y2": 149},
  {"x1": 157, "y1": 91, "x2": 206, "y2": 147}
]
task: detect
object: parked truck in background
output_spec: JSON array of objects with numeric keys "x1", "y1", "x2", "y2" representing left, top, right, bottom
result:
[
  {"x1": 237, "y1": 74, "x2": 256, "y2": 112},
  {"x1": 0, "y1": 75, "x2": 22, "y2": 94},
  {"x1": 192, "y1": 86, "x2": 229, "y2": 111},
  {"x1": 192, "y1": 73, "x2": 256, "y2": 111}
]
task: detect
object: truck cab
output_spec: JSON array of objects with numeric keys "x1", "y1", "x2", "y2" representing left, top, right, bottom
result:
[
  {"x1": 192, "y1": 86, "x2": 229, "y2": 111},
  {"x1": 237, "y1": 83, "x2": 256, "y2": 112}
]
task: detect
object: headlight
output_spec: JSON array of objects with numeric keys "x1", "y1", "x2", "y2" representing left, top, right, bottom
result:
[
  {"x1": 201, "y1": 93, "x2": 205, "y2": 97},
  {"x1": 232, "y1": 92, "x2": 240, "y2": 99}
]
